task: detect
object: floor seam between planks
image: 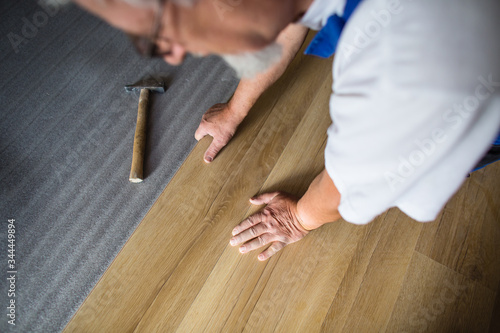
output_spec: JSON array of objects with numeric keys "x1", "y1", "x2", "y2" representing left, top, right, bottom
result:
[
  {"x1": 132, "y1": 212, "x2": 222, "y2": 332},
  {"x1": 381, "y1": 249, "x2": 418, "y2": 333},
  {"x1": 221, "y1": 259, "x2": 273, "y2": 332},
  {"x1": 177, "y1": 244, "x2": 232, "y2": 333},
  {"x1": 412, "y1": 250, "x2": 498, "y2": 293}
]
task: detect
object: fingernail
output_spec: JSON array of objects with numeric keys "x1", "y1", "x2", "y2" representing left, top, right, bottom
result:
[
  {"x1": 206, "y1": 156, "x2": 213, "y2": 163},
  {"x1": 258, "y1": 254, "x2": 265, "y2": 260},
  {"x1": 230, "y1": 238, "x2": 236, "y2": 246},
  {"x1": 232, "y1": 229, "x2": 238, "y2": 236},
  {"x1": 239, "y1": 246, "x2": 246, "y2": 253}
]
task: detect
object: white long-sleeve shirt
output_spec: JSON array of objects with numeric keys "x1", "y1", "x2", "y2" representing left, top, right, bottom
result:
[{"x1": 300, "y1": 0, "x2": 500, "y2": 224}]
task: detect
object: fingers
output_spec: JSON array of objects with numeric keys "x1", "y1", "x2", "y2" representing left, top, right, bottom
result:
[
  {"x1": 258, "y1": 242, "x2": 285, "y2": 261},
  {"x1": 203, "y1": 139, "x2": 226, "y2": 163},
  {"x1": 195, "y1": 103, "x2": 227, "y2": 142},
  {"x1": 237, "y1": 234, "x2": 272, "y2": 254},
  {"x1": 232, "y1": 214, "x2": 261, "y2": 236},
  {"x1": 195, "y1": 125, "x2": 228, "y2": 163},
  {"x1": 230, "y1": 222, "x2": 268, "y2": 247},
  {"x1": 249, "y1": 192, "x2": 280, "y2": 205}
]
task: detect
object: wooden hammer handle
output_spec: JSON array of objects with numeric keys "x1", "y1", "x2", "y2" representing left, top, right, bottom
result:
[{"x1": 129, "y1": 88, "x2": 150, "y2": 183}]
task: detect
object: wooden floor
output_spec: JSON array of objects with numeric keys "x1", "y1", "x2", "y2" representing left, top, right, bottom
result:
[{"x1": 64, "y1": 33, "x2": 500, "y2": 333}]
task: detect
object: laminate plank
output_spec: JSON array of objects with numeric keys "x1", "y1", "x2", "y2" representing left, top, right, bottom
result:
[
  {"x1": 339, "y1": 211, "x2": 423, "y2": 332},
  {"x1": 415, "y1": 163, "x2": 500, "y2": 291},
  {"x1": 318, "y1": 218, "x2": 387, "y2": 333},
  {"x1": 489, "y1": 276, "x2": 500, "y2": 332},
  {"x1": 386, "y1": 251, "x2": 495, "y2": 333},
  {"x1": 261, "y1": 222, "x2": 363, "y2": 333}
]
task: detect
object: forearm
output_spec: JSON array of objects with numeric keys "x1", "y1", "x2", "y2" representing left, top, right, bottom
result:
[
  {"x1": 296, "y1": 169, "x2": 341, "y2": 230},
  {"x1": 228, "y1": 24, "x2": 309, "y2": 117}
]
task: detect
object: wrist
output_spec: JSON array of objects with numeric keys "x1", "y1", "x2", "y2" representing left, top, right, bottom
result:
[
  {"x1": 227, "y1": 99, "x2": 251, "y2": 121},
  {"x1": 295, "y1": 169, "x2": 342, "y2": 230},
  {"x1": 295, "y1": 198, "x2": 323, "y2": 231}
]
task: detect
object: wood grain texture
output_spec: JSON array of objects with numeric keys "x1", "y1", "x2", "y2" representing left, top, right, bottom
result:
[
  {"x1": 64, "y1": 31, "x2": 500, "y2": 332},
  {"x1": 129, "y1": 88, "x2": 150, "y2": 182},
  {"x1": 385, "y1": 251, "x2": 494, "y2": 333}
]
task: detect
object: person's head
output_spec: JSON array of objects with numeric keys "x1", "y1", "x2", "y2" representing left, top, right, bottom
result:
[{"x1": 72, "y1": 0, "x2": 309, "y2": 77}]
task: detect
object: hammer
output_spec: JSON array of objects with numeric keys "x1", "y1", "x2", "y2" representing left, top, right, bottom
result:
[{"x1": 125, "y1": 78, "x2": 165, "y2": 183}]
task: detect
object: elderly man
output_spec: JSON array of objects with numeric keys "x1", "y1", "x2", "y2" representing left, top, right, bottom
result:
[{"x1": 74, "y1": 0, "x2": 500, "y2": 261}]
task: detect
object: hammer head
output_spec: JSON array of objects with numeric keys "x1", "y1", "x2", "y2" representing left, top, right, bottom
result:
[{"x1": 125, "y1": 78, "x2": 165, "y2": 93}]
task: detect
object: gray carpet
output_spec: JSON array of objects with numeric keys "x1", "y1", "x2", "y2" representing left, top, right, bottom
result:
[{"x1": 0, "y1": 1, "x2": 238, "y2": 331}]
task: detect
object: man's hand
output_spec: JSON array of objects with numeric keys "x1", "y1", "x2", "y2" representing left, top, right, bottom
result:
[
  {"x1": 230, "y1": 192, "x2": 310, "y2": 261},
  {"x1": 194, "y1": 24, "x2": 308, "y2": 164},
  {"x1": 231, "y1": 170, "x2": 341, "y2": 261},
  {"x1": 195, "y1": 103, "x2": 244, "y2": 163}
]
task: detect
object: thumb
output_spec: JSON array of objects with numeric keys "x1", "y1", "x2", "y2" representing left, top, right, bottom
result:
[
  {"x1": 204, "y1": 139, "x2": 225, "y2": 163},
  {"x1": 249, "y1": 192, "x2": 280, "y2": 205},
  {"x1": 194, "y1": 125, "x2": 208, "y2": 141}
]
